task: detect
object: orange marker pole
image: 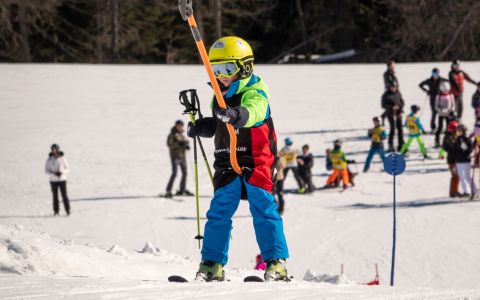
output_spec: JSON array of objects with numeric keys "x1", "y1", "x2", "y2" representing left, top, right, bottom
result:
[{"x1": 179, "y1": 2, "x2": 241, "y2": 175}]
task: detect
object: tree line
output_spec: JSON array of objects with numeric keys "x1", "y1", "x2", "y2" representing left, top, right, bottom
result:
[{"x1": 1, "y1": 0, "x2": 479, "y2": 64}]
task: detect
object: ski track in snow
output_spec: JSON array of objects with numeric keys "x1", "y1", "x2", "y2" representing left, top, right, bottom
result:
[{"x1": 1, "y1": 63, "x2": 480, "y2": 299}]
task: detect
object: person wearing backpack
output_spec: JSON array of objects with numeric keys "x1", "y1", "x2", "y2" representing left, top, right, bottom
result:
[
  {"x1": 435, "y1": 82, "x2": 456, "y2": 148},
  {"x1": 419, "y1": 68, "x2": 448, "y2": 132}
]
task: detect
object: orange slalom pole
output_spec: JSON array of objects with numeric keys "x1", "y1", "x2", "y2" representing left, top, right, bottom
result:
[{"x1": 185, "y1": 15, "x2": 242, "y2": 175}]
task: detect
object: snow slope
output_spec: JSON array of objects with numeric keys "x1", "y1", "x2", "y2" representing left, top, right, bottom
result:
[{"x1": 1, "y1": 62, "x2": 480, "y2": 299}]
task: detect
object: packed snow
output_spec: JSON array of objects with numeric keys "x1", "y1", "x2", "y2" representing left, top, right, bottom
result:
[{"x1": 1, "y1": 62, "x2": 480, "y2": 299}]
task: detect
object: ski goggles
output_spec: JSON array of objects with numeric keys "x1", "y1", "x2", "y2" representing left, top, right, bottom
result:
[{"x1": 211, "y1": 61, "x2": 241, "y2": 79}]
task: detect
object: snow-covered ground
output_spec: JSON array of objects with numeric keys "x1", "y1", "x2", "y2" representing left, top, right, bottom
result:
[{"x1": 1, "y1": 62, "x2": 480, "y2": 299}]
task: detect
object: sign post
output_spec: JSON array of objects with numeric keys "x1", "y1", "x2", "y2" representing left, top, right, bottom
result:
[{"x1": 383, "y1": 153, "x2": 406, "y2": 286}]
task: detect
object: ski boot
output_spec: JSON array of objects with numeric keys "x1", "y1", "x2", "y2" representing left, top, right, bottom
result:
[
  {"x1": 164, "y1": 191, "x2": 173, "y2": 198},
  {"x1": 183, "y1": 190, "x2": 194, "y2": 196},
  {"x1": 264, "y1": 259, "x2": 289, "y2": 281},
  {"x1": 175, "y1": 190, "x2": 194, "y2": 196},
  {"x1": 195, "y1": 261, "x2": 225, "y2": 282},
  {"x1": 297, "y1": 187, "x2": 306, "y2": 194}
]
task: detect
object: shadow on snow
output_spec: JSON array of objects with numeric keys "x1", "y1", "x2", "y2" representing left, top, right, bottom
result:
[
  {"x1": 71, "y1": 194, "x2": 212, "y2": 202},
  {"x1": 333, "y1": 197, "x2": 478, "y2": 210}
]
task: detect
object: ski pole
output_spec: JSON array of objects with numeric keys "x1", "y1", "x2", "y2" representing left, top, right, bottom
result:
[
  {"x1": 419, "y1": 94, "x2": 429, "y2": 119},
  {"x1": 179, "y1": 89, "x2": 214, "y2": 185},
  {"x1": 178, "y1": 0, "x2": 242, "y2": 175},
  {"x1": 192, "y1": 132, "x2": 202, "y2": 249},
  {"x1": 178, "y1": 90, "x2": 207, "y2": 249}
]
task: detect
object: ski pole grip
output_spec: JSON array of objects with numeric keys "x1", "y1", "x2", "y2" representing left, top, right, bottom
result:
[{"x1": 178, "y1": 0, "x2": 193, "y2": 21}]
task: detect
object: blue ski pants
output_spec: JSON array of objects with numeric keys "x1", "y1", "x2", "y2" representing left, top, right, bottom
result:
[
  {"x1": 364, "y1": 144, "x2": 385, "y2": 172},
  {"x1": 201, "y1": 176, "x2": 289, "y2": 265}
]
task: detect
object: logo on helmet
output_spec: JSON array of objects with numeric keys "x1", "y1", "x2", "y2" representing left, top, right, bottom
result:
[{"x1": 212, "y1": 41, "x2": 225, "y2": 49}]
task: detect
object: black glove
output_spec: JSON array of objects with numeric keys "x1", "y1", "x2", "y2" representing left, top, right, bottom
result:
[
  {"x1": 187, "y1": 122, "x2": 197, "y2": 138},
  {"x1": 214, "y1": 107, "x2": 239, "y2": 124},
  {"x1": 180, "y1": 140, "x2": 190, "y2": 150},
  {"x1": 55, "y1": 172, "x2": 62, "y2": 177}
]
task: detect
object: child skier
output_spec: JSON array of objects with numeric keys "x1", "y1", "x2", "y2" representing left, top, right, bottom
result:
[
  {"x1": 326, "y1": 139, "x2": 351, "y2": 190},
  {"x1": 297, "y1": 144, "x2": 314, "y2": 193},
  {"x1": 439, "y1": 121, "x2": 460, "y2": 197},
  {"x1": 187, "y1": 36, "x2": 289, "y2": 281},
  {"x1": 400, "y1": 105, "x2": 428, "y2": 158},
  {"x1": 279, "y1": 138, "x2": 305, "y2": 193},
  {"x1": 363, "y1": 116, "x2": 387, "y2": 172},
  {"x1": 452, "y1": 124, "x2": 477, "y2": 198},
  {"x1": 434, "y1": 82, "x2": 456, "y2": 148}
]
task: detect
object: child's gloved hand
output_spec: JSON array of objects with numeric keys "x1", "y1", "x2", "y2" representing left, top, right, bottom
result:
[
  {"x1": 214, "y1": 107, "x2": 239, "y2": 124},
  {"x1": 187, "y1": 122, "x2": 198, "y2": 138}
]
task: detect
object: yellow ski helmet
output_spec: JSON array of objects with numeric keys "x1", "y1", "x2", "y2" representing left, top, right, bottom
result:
[{"x1": 208, "y1": 36, "x2": 254, "y2": 79}]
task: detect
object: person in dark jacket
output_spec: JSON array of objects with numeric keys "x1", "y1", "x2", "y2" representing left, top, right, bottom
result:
[
  {"x1": 383, "y1": 60, "x2": 399, "y2": 90},
  {"x1": 471, "y1": 82, "x2": 480, "y2": 117},
  {"x1": 419, "y1": 68, "x2": 448, "y2": 132},
  {"x1": 448, "y1": 59, "x2": 477, "y2": 119},
  {"x1": 381, "y1": 82, "x2": 405, "y2": 152},
  {"x1": 165, "y1": 120, "x2": 192, "y2": 198},
  {"x1": 297, "y1": 144, "x2": 314, "y2": 193},
  {"x1": 439, "y1": 121, "x2": 459, "y2": 197},
  {"x1": 381, "y1": 60, "x2": 399, "y2": 125},
  {"x1": 452, "y1": 124, "x2": 476, "y2": 198}
]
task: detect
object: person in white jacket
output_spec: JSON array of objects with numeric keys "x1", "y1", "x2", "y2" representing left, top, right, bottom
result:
[
  {"x1": 435, "y1": 82, "x2": 456, "y2": 148},
  {"x1": 45, "y1": 144, "x2": 70, "y2": 216}
]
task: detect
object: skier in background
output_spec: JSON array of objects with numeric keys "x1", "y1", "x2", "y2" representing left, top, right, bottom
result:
[
  {"x1": 449, "y1": 59, "x2": 477, "y2": 119},
  {"x1": 419, "y1": 67, "x2": 448, "y2": 132},
  {"x1": 187, "y1": 36, "x2": 289, "y2": 281},
  {"x1": 382, "y1": 82, "x2": 405, "y2": 152},
  {"x1": 381, "y1": 60, "x2": 399, "y2": 125},
  {"x1": 434, "y1": 81, "x2": 456, "y2": 148},
  {"x1": 297, "y1": 144, "x2": 314, "y2": 193},
  {"x1": 363, "y1": 116, "x2": 386, "y2": 173},
  {"x1": 45, "y1": 144, "x2": 70, "y2": 216},
  {"x1": 471, "y1": 83, "x2": 480, "y2": 117},
  {"x1": 452, "y1": 124, "x2": 476, "y2": 198},
  {"x1": 400, "y1": 105, "x2": 428, "y2": 158},
  {"x1": 439, "y1": 120, "x2": 460, "y2": 197},
  {"x1": 279, "y1": 138, "x2": 305, "y2": 193},
  {"x1": 165, "y1": 120, "x2": 192, "y2": 198},
  {"x1": 325, "y1": 139, "x2": 353, "y2": 190},
  {"x1": 384, "y1": 60, "x2": 399, "y2": 90}
]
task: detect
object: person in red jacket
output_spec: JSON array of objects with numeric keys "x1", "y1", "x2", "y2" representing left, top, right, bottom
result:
[{"x1": 448, "y1": 59, "x2": 477, "y2": 119}]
